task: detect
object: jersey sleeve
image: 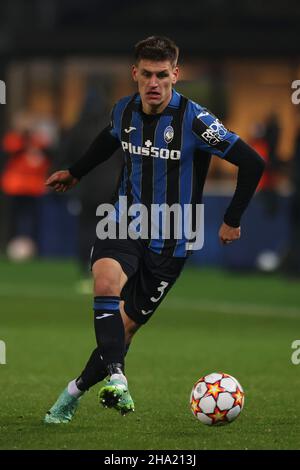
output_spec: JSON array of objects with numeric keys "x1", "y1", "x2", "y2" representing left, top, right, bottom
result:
[
  {"x1": 68, "y1": 126, "x2": 120, "y2": 179},
  {"x1": 191, "y1": 105, "x2": 239, "y2": 158},
  {"x1": 108, "y1": 104, "x2": 119, "y2": 140}
]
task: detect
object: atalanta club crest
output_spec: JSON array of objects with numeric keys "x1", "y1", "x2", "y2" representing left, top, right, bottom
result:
[{"x1": 164, "y1": 126, "x2": 174, "y2": 144}]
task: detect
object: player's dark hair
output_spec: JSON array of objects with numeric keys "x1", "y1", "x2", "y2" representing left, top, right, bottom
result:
[{"x1": 134, "y1": 36, "x2": 179, "y2": 66}]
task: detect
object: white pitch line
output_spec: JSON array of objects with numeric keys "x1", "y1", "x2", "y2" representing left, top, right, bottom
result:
[
  {"x1": 0, "y1": 283, "x2": 79, "y2": 300},
  {"x1": 0, "y1": 283, "x2": 299, "y2": 319},
  {"x1": 166, "y1": 298, "x2": 300, "y2": 319}
]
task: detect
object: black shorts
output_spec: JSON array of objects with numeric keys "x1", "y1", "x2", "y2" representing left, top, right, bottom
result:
[{"x1": 91, "y1": 238, "x2": 186, "y2": 325}]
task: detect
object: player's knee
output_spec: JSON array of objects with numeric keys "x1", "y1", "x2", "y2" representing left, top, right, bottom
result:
[{"x1": 94, "y1": 277, "x2": 120, "y2": 297}]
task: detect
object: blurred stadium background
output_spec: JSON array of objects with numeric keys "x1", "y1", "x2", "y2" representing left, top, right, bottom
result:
[{"x1": 1, "y1": 0, "x2": 300, "y2": 450}]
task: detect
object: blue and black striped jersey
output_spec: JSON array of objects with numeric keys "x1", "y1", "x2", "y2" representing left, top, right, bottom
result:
[{"x1": 109, "y1": 89, "x2": 239, "y2": 257}]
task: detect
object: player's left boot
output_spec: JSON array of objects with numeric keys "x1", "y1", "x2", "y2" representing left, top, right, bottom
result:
[
  {"x1": 44, "y1": 388, "x2": 80, "y2": 424},
  {"x1": 98, "y1": 376, "x2": 135, "y2": 415}
]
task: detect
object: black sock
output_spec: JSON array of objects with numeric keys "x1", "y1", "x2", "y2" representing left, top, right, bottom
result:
[
  {"x1": 76, "y1": 343, "x2": 131, "y2": 392},
  {"x1": 75, "y1": 296, "x2": 131, "y2": 392},
  {"x1": 76, "y1": 348, "x2": 106, "y2": 391},
  {"x1": 93, "y1": 296, "x2": 125, "y2": 369}
]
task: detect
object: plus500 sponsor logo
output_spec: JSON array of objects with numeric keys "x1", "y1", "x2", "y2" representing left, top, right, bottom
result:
[{"x1": 121, "y1": 141, "x2": 181, "y2": 160}]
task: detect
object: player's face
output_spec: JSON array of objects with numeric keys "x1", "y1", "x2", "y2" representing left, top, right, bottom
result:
[{"x1": 132, "y1": 59, "x2": 179, "y2": 114}]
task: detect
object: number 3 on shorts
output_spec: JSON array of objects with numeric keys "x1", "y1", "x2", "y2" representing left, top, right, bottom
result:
[{"x1": 150, "y1": 281, "x2": 169, "y2": 303}]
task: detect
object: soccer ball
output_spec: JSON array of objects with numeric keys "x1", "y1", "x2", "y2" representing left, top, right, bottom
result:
[{"x1": 190, "y1": 372, "x2": 245, "y2": 426}]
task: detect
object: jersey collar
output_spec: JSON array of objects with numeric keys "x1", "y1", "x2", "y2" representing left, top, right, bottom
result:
[{"x1": 167, "y1": 89, "x2": 181, "y2": 109}]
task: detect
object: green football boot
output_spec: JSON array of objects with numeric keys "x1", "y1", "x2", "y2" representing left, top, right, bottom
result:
[
  {"x1": 44, "y1": 388, "x2": 80, "y2": 424},
  {"x1": 98, "y1": 378, "x2": 135, "y2": 415}
]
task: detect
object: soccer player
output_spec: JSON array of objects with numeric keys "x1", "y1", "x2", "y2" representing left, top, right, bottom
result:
[{"x1": 44, "y1": 36, "x2": 265, "y2": 423}]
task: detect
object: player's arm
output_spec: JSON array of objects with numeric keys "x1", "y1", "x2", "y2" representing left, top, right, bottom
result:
[
  {"x1": 219, "y1": 138, "x2": 265, "y2": 244},
  {"x1": 46, "y1": 124, "x2": 120, "y2": 193},
  {"x1": 192, "y1": 108, "x2": 265, "y2": 244}
]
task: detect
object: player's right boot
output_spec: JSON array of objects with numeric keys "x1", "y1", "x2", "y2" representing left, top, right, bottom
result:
[
  {"x1": 98, "y1": 377, "x2": 135, "y2": 415},
  {"x1": 44, "y1": 388, "x2": 80, "y2": 424}
]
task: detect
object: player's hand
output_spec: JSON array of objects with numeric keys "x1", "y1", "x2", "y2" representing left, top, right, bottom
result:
[
  {"x1": 218, "y1": 222, "x2": 241, "y2": 245},
  {"x1": 45, "y1": 170, "x2": 79, "y2": 193}
]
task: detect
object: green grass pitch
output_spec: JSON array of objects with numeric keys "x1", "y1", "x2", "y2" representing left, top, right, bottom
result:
[{"x1": 0, "y1": 259, "x2": 300, "y2": 450}]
